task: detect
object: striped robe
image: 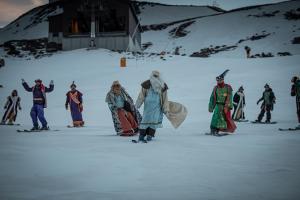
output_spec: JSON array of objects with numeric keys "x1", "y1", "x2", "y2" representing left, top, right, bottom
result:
[{"x1": 2, "y1": 96, "x2": 21, "y2": 123}]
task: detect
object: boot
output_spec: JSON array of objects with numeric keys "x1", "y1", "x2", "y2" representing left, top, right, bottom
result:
[
  {"x1": 138, "y1": 133, "x2": 147, "y2": 143},
  {"x1": 210, "y1": 128, "x2": 219, "y2": 136},
  {"x1": 31, "y1": 126, "x2": 39, "y2": 131},
  {"x1": 40, "y1": 126, "x2": 49, "y2": 131},
  {"x1": 146, "y1": 135, "x2": 153, "y2": 141}
]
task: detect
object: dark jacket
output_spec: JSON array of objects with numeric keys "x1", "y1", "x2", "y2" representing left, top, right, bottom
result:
[
  {"x1": 233, "y1": 92, "x2": 245, "y2": 107},
  {"x1": 257, "y1": 89, "x2": 276, "y2": 110},
  {"x1": 291, "y1": 80, "x2": 300, "y2": 97},
  {"x1": 22, "y1": 82, "x2": 54, "y2": 107},
  {"x1": 65, "y1": 90, "x2": 83, "y2": 107}
]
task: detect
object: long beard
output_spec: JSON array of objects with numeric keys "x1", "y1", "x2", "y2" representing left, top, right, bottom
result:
[{"x1": 150, "y1": 76, "x2": 165, "y2": 94}]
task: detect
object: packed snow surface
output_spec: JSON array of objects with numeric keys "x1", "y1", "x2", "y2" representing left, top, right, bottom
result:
[{"x1": 0, "y1": 48, "x2": 299, "y2": 200}]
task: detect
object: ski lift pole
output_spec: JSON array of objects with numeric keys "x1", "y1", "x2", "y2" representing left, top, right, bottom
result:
[{"x1": 125, "y1": 20, "x2": 141, "y2": 53}]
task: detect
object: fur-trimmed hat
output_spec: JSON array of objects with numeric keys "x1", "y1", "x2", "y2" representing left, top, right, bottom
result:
[
  {"x1": 35, "y1": 79, "x2": 42, "y2": 83},
  {"x1": 151, "y1": 70, "x2": 160, "y2": 78},
  {"x1": 111, "y1": 81, "x2": 121, "y2": 89}
]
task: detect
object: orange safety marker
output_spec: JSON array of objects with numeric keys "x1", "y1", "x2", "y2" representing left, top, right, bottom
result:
[{"x1": 120, "y1": 57, "x2": 126, "y2": 67}]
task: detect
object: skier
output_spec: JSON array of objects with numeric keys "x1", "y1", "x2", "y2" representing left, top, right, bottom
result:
[
  {"x1": 106, "y1": 81, "x2": 141, "y2": 136},
  {"x1": 0, "y1": 58, "x2": 5, "y2": 68},
  {"x1": 208, "y1": 70, "x2": 236, "y2": 136},
  {"x1": 22, "y1": 79, "x2": 54, "y2": 130},
  {"x1": 65, "y1": 82, "x2": 84, "y2": 127},
  {"x1": 232, "y1": 86, "x2": 246, "y2": 121},
  {"x1": 255, "y1": 84, "x2": 276, "y2": 123},
  {"x1": 1, "y1": 90, "x2": 21, "y2": 125},
  {"x1": 244, "y1": 46, "x2": 251, "y2": 58},
  {"x1": 291, "y1": 76, "x2": 300, "y2": 127},
  {"x1": 135, "y1": 71, "x2": 169, "y2": 142}
]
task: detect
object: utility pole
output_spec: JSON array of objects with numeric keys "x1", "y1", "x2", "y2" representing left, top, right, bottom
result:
[{"x1": 90, "y1": 1, "x2": 96, "y2": 48}]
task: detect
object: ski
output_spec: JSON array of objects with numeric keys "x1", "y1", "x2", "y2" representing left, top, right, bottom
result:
[
  {"x1": 204, "y1": 133, "x2": 230, "y2": 137},
  {"x1": 235, "y1": 120, "x2": 249, "y2": 123},
  {"x1": 0, "y1": 123, "x2": 21, "y2": 126},
  {"x1": 251, "y1": 121, "x2": 277, "y2": 124},
  {"x1": 278, "y1": 127, "x2": 300, "y2": 131},
  {"x1": 17, "y1": 129, "x2": 60, "y2": 133},
  {"x1": 67, "y1": 125, "x2": 85, "y2": 128},
  {"x1": 132, "y1": 139, "x2": 147, "y2": 143}
]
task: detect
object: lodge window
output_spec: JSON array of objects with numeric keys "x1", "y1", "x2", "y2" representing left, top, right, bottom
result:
[
  {"x1": 68, "y1": 11, "x2": 91, "y2": 34},
  {"x1": 66, "y1": 0, "x2": 127, "y2": 35},
  {"x1": 96, "y1": 9, "x2": 126, "y2": 33},
  {"x1": 49, "y1": 15, "x2": 63, "y2": 35}
]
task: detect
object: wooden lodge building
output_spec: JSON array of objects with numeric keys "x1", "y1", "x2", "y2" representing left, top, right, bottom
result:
[{"x1": 48, "y1": 0, "x2": 141, "y2": 51}]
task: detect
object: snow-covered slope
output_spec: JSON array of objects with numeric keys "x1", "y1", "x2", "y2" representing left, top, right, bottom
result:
[
  {"x1": 0, "y1": 1, "x2": 222, "y2": 44},
  {"x1": 0, "y1": 4, "x2": 59, "y2": 45},
  {"x1": 0, "y1": 49, "x2": 299, "y2": 200},
  {"x1": 142, "y1": 0, "x2": 300, "y2": 57},
  {"x1": 135, "y1": 2, "x2": 223, "y2": 26},
  {"x1": 1, "y1": 1, "x2": 299, "y2": 58}
]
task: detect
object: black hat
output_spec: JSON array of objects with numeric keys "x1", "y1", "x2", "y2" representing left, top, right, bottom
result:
[
  {"x1": 12, "y1": 90, "x2": 18, "y2": 96},
  {"x1": 35, "y1": 79, "x2": 42, "y2": 83},
  {"x1": 264, "y1": 83, "x2": 270, "y2": 88},
  {"x1": 291, "y1": 76, "x2": 299, "y2": 83},
  {"x1": 238, "y1": 86, "x2": 244, "y2": 91},
  {"x1": 70, "y1": 81, "x2": 76, "y2": 88},
  {"x1": 216, "y1": 69, "x2": 229, "y2": 81}
]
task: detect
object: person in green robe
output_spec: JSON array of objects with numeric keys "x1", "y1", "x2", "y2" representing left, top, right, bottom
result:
[{"x1": 208, "y1": 70, "x2": 236, "y2": 136}]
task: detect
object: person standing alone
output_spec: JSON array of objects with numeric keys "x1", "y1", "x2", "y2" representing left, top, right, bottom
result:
[{"x1": 22, "y1": 79, "x2": 54, "y2": 130}]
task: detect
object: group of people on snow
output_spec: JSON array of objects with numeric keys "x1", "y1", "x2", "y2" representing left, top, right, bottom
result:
[{"x1": 1, "y1": 70, "x2": 300, "y2": 140}]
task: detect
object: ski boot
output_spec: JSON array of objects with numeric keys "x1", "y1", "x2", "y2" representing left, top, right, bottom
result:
[
  {"x1": 138, "y1": 134, "x2": 147, "y2": 143},
  {"x1": 146, "y1": 135, "x2": 153, "y2": 142},
  {"x1": 209, "y1": 128, "x2": 219, "y2": 136},
  {"x1": 40, "y1": 126, "x2": 49, "y2": 131},
  {"x1": 31, "y1": 126, "x2": 39, "y2": 131}
]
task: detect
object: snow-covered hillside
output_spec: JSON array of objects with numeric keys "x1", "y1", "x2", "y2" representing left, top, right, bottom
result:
[
  {"x1": 0, "y1": 4, "x2": 59, "y2": 44},
  {"x1": 142, "y1": 0, "x2": 300, "y2": 57},
  {"x1": 134, "y1": 2, "x2": 223, "y2": 26},
  {"x1": 0, "y1": 49, "x2": 300, "y2": 200},
  {"x1": 1, "y1": 1, "x2": 299, "y2": 58}
]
